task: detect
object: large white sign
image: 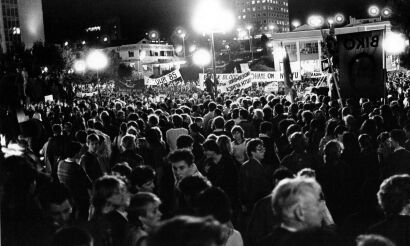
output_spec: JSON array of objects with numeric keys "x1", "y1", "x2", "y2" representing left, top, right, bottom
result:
[
  {"x1": 199, "y1": 71, "x2": 301, "y2": 89},
  {"x1": 145, "y1": 69, "x2": 182, "y2": 86}
]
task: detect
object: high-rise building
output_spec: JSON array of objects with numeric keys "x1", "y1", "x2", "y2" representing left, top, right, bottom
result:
[
  {"x1": 235, "y1": 0, "x2": 290, "y2": 34},
  {"x1": 0, "y1": 0, "x2": 45, "y2": 53}
]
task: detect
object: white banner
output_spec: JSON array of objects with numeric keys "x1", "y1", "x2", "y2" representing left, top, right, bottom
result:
[
  {"x1": 226, "y1": 71, "x2": 253, "y2": 91},
  {"x1": 199, "y1": 71, "x2": 301, "y2": 89},
  {"x1": 145, "y1": 69, "x2": 182, "y2": 86}
]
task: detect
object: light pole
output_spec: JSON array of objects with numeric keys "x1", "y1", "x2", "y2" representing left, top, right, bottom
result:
[
  {"x1": 247, "y1": 25, "x2": 253, "y2": 60},
  {"x1": 181, "y1": 33, "x2": 186, "y2": 58},
  {"x1": 192, "y1": 0, "x2": 235, "y2": 97}
]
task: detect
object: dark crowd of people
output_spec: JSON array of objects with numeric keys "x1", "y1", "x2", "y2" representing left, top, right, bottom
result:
[{"x1": 2, "y1": 70, "x2": 410, "y2": 246}]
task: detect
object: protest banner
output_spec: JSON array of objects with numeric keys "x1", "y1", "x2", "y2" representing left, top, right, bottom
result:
[
  {"x1": 226, "y1": 71, "x2": 253, "y2": 91},
  {"x1": 144, "y1": 69, "x2": 182, "y2": 86},
  {"x1": 44, "y1": 95, "x2": 54, "y2": 102},
  {"x1": 115, "y1": 79, "x2": 145, "y2": 93},
  {"x1": 337, "y1": 30, "x2": 384, "y2": 99}
]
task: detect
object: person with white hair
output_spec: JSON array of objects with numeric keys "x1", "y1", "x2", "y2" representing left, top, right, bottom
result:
[{"x1": 258, "y1": 177, "x2": 326, "y2": 246}]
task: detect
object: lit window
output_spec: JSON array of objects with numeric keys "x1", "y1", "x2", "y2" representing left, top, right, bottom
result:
[{"x1": 243, "y1": 15, "x2": 246, "y2": 19}]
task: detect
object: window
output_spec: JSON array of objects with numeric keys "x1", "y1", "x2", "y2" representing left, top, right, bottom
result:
[
  {"x1": 160, "y1": 51, "x2": 165, "y2": 56},
  {"x1": 300, "y1": 41, "x2": 319, "y2": 55}
]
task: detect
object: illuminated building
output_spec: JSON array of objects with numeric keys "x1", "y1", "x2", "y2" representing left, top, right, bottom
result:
[
  {"x1": 0, "y1": 0, "x2": 45, "y2": 53},
  {"x1": 234, "y1": 0, "x2": 290, "y2": 35},
  {"x1": 103, "y1": 38, "x2": 185, "y2": 77}
]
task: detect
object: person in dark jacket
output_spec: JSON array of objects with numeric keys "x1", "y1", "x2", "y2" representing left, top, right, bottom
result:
[{"x1": 80, "y1": 134, "x2": 103, "y2": 182}]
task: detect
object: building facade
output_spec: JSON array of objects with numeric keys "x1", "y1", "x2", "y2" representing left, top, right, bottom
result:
[
  {"x1": 103, "y1": 38, "x2": 183, "y2": 77},
  {"x1": 234, "y1": 0, "x2": 290, "y2": 34},
  {"x1": 271, "y1": 21, "x2": 393, "y2": 74},
  {"x1": 0, "y1": 0, "x2": 44, "y2": 53}
]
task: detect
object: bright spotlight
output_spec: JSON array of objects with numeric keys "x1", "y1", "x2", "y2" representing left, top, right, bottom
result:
[
  {"x1": 192, "y1": 0, "x2": 235, "y2": 34},
  {"x1": 368, "y1": 5, "x2": 380, "y2": 17},
  {"x1": 308, "y1": 15, "x2": 325, "y2": 28},
  {"x1": 327, "y1": 18, "x2": 334, "y2": 25},
  {"x1": 384, "y1": 32, "x2": 408, "y2": 54},
  {"x1": 193, "y1": 49, "x2": 211, "y2": 67},
  {"x1": 272, "y1": 47, "x2": 287, "y2": 61},
  {"x1": 86, "y1": 50, "x2": 108, "y2": 71},
  {"x1": 291, "y1": 20, "x2": 301, "y2": 28},
  {"x1": 74, "y1": 60, "x2": 86, "y2": 74},
  {"x1": 381, "y1": 7, "x2": 392, "y2": 18},
  {"x1": 149, "y1": 31, "x2": 159, "y2": 41},
  {"x1": 189, "y1": 45, "x2": 197, "y2": 53},
  {"x1": 64, "y1": 41, "x2": 69, "y2": 46},
  {"x1": 334, "y1": 14, "x2": 345, "y2": 24},
  {"x1": 175, "y1": 45, "x2": 183, "y2": 53}
]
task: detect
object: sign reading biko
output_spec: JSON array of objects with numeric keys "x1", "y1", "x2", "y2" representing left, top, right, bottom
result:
[{"x1": 337, "y1": 30, "x2": 384, "y2": 99}]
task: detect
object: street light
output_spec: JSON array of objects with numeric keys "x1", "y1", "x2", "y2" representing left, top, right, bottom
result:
[
  {"x1": 381, "y1": 7, "x2": 392, "y2": 18},
  {"x1": 247, "y1": 25, "x2": 253, "y2": 60},
  {"x1": 192, "y1": 0, "x2": 235, "y2": 97},
  {"x1": 308, "y1": 15, "x2": 325, "y2": 28},
  {"x1": 269, "y1": 25, "x2": 275, "y2": 36},
  {"x1": 64, "y1": 41, "x2": 69, "y2": 47},
  {"x1": 291, "y1": 20, "x2": 301, "y2": 29},
  {"x1": 193, "y1": 49, "x2": 212, "y2": 73},
  {"x1": 189, "y1": 45, "x2": 197, "y2": 53},
  {"x1": 73, "y1": 60, "x2": 86, "y2": 75},
  {"x1": 334, "y1": 14, "x2": 345, "y2": 24},
  {"x1": 384, "y1": 32, "x2": 408, "y2": 54},
  {"x1": 86, "y1": 50, "x2": 108, "y2": 82},
  {"x1": 368, "y1": 5, "x2": 380, "y2": 17}
]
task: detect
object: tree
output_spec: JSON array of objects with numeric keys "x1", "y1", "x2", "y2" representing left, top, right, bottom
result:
[{"x1": 118, "y1": 63, "x2": 132, "y2": 78}]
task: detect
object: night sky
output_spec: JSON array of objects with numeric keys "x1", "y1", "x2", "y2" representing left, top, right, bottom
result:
[{"x1": 42, "y1": 0, "x2": 388, "y2": 44}]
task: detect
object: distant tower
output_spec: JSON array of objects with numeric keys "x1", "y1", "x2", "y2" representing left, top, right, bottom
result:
[
  {"x1": 235, "y1": 0, "x2": 290, "y2": 34},
  {"x1": 0, "y1": 0, "x2": 45, "y2": 53}
]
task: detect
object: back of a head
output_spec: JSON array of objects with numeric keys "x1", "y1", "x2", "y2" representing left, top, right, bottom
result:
[
  {"x1": 179, "y1": 175, "x2": 211, "y2": 198},
  {"x1": 121, "y1": 134, "x2": 136, "y2": 151},
  {"x1": 52, "y1": 227, "x2": 93, "y2": 246},
  {"x1": 130, "y1": 165, "x2": 156, "y2": 187},
  {"x1": 390, "y1": 129, "x2": 407, "y2": 147},
  {"x1": 356, "y1": 234, "x2": 396, "y2": 246},
  {"x1": 377, "y1": 174, "x2": 410, "y2": 216},
  {"x1": 168, "y1": 149, "x2": 194, "y2": 166},
  {"x1": 177, "y1": 135, "x2": 194, "y2": 149},
  {"x1": 212, "y1": 116, "x2": 225, "y2": 129},
  {"x1": 147, "y1": 216, "x2": 226, "y2": 246},
  {"x1": 196, "y1": 187, "x2": 232, "y2": 224}
]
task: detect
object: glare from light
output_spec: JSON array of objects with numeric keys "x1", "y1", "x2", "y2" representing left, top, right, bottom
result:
[
  {"x1": 368, "y1": 5, "x2": 380, "y2": 17},
  {"x1": 384, "y1": 32, "x2": 408, "y2": 54},
  {"x1": 238, "y1": 30, "x2": 248, "y2": 39},
  {"x1": 308, "y1": 15, "x2": 325, "y2": 28},
  {"x1": 292, "y1": 20, "x2": 301, "y2": 28},
  {"x1": 74, "y1": 60, "x2": 86, "y2": 73},
  {"x1": 267, "y1": 42, "x2": 274, "y2": 48},
  {"x1": 193, "y1": 49, "x2": 212, "y2": 67},
  {"x1": 86, "y1": 50, "x2": 108, "y2": 71},
  {"x1": 192, "y1": 0, "x2": 235, "y2": 34},
  {"x1": 64, "y1": 41, "x2": 69, "y2": 46},
  {"x1": 103, "y1": 37, "x2": 108, "y2": 42},
  {"x1": 327, "y1": 18, "x2": 334, "y2": 25},
  {"x1": 272, "y1": 47, "x2": 287, "y2": 60},
  {"x1": 269, "y1": 25, "x2": 275, "y2": 30},
  {"x1": 189, "y1": 45, "x2": 197, "y2": 53},
  {"x1": 246, "y1": 25, "x2": 252, "y2": 31},
  {"x1": 381, "y1": 7, "x2": 392, "y2": 18},
  {"x1": 82, "y1": 40, "x2": 86, "y2": 45},
  {"x1": 175, "y1": 45, "x2": 183, "y2": 53},
  {"x1": 149, "y1": 31, "x2": 160, "y2": 41},
  {"x1": 140, "y1": 50, "x2": 146, "y2": 60},
  {"x1": 334, "y1": 14, "x2": 345, "y2": 24}
]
